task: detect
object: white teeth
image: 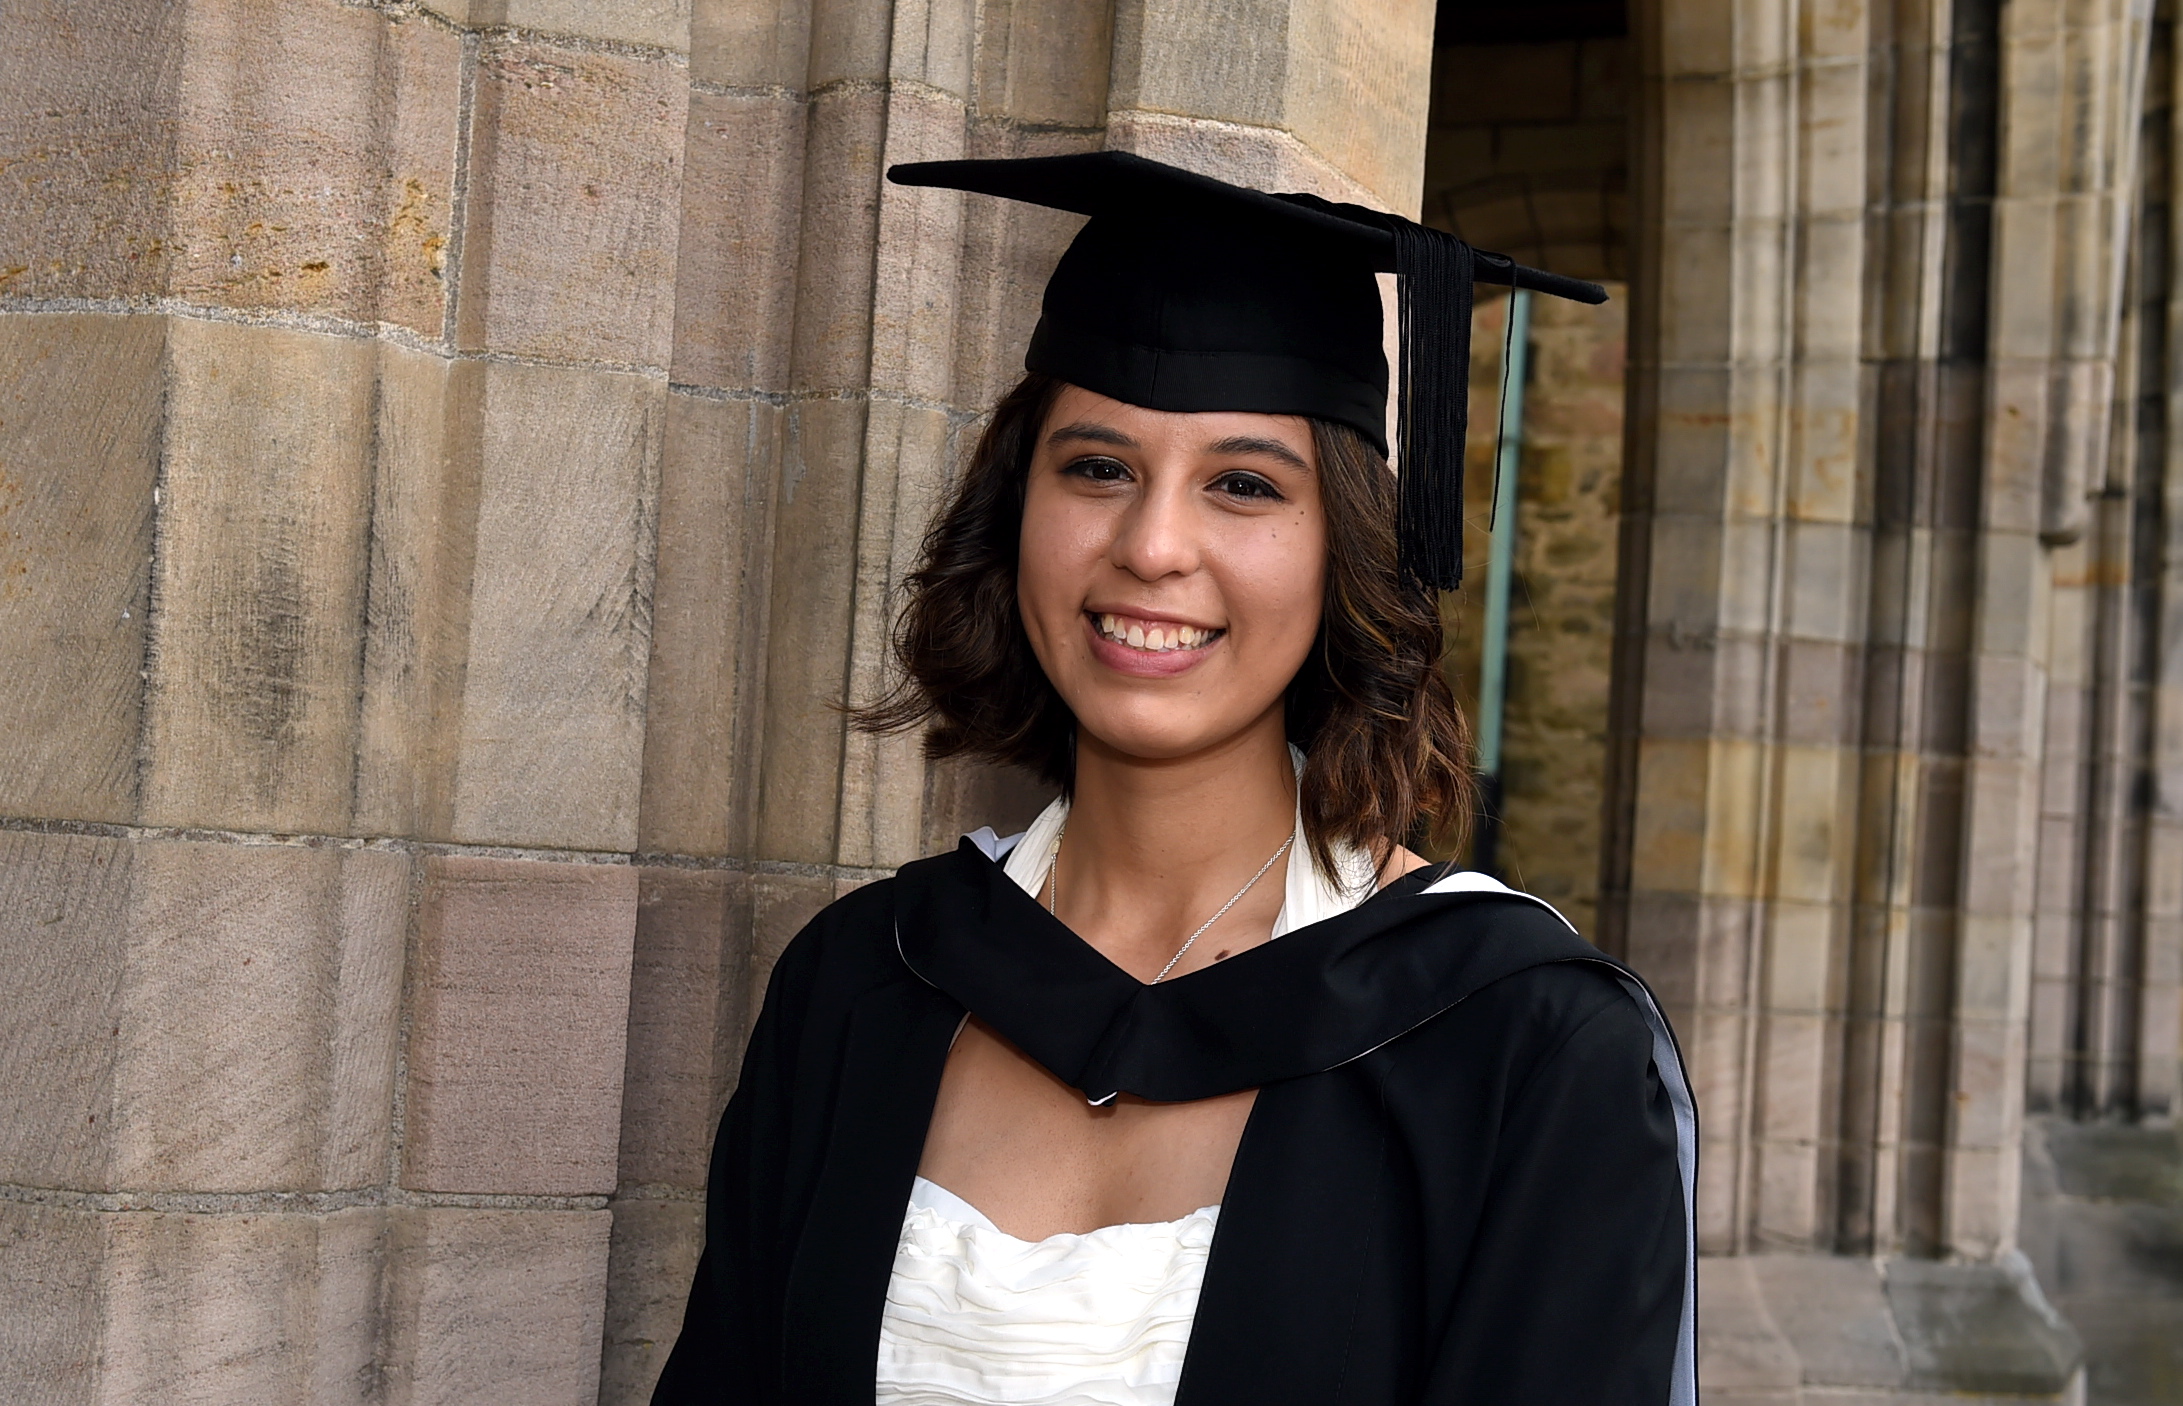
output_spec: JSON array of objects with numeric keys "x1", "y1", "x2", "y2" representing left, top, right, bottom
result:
[{"x1": 1094, "y1": 614, "x2": 1218, "y2": 652}]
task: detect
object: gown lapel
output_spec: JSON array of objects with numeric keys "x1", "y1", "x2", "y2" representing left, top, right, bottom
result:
[{"x1": 778, "y1": 976, "x2": 964, "y2": 1401}]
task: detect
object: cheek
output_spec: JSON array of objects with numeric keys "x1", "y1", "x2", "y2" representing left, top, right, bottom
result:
[
  {"x1": 1227, "y1": 518, "x2": 1326, "y2": 659},
  {"x1": 1015, "y1": 482, "x2": 1103, "y2": 627}
]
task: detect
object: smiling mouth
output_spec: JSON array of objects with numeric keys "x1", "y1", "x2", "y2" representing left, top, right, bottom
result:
[{"x1": 1088, "y1": 611, "x2": 1224, "y2": 654}]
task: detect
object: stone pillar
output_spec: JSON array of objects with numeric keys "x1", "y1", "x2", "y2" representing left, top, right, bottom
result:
[
  {"x1": 0, "y1": 2, "x2": 1434, "y2": 1402},
  {"x1": 1611, "y1": 0, "x2": 2155, "y2": 1398}
]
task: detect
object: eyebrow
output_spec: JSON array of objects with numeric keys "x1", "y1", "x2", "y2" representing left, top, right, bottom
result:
[
  {"x1": 1207, "y1": 434, "x2": 1310, "y2": 471},
  {"x1": 1046, "y1": 422, "x2": 1140, "y2": 450}
]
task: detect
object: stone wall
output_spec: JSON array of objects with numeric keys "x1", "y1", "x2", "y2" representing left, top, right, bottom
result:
[
  {"x1": 1448, "y1": 285, "x2": 1628, "y2": 939},
  {"x1": 1424, "y1": 35, "x2": 1629, "y2": 281},
  {"x1": 0, "y1": 2, "x2": 1434, "y2": 1401}
]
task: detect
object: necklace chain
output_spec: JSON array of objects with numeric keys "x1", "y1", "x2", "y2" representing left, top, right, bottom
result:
[{"x1": 1044, "y1": 820, "x2": 1297, "y2": 984}]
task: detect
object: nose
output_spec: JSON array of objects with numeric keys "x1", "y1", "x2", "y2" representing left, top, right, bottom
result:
[{"x1": 1106, "y1": 471, "x2": 1201, "y2": 582}]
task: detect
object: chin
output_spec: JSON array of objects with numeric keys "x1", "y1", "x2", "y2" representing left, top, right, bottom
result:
[{"x1": 1072, "y1": 706, "x2": 1253, "y2": 764}]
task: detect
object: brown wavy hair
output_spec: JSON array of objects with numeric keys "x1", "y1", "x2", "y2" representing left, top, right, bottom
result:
[{"x1": 853, "y1": 373, "x2": 1476, "y2": 883}]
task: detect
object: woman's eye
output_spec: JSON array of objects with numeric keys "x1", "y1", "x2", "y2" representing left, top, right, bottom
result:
[
  {"x1": 1062, "y1": 455, "x2": 1131, "y2": 482},
  {"x1": 1216, "y1": 472, "x2": 1282, "y2": 500}
]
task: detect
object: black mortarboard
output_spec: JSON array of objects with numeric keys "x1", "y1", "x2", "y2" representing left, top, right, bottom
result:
[{"x1": 886, "y1": 150, "x2": 1606, "y2": 590}]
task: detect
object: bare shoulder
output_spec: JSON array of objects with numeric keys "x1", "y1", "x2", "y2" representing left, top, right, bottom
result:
[{"x1": 1376, "y1": 843, "x2": 1431, "y2": 887}]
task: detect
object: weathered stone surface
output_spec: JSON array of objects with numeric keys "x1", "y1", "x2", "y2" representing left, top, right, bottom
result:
[
  {"x1": 169, "y1": 2, "x2": 462, "y2": 335},
  {"x1": 785, "y1": 87, "x2": 891, "y2": 390},
  {"x1": 617, "y1": 866, "x2": 749, "y2": 1187},
  {"x1": 0, "y1": 833, "x2": 405, "y2": 1197},
  {"x1": 670, "y1": 93, "x2": 807, "y2": 390},
  {"x1": 0, "y1": 313, "x2": 162, "y2": 822},
  {"x1": 385, "y1": 1207, "x2": 612, "y2": 1406},
  {"x1": 0, "y1": 831, "x2": 130, "y2": 1190},
  {"x1": 637, "y1": 394, "x2": 779, "y2": 858},
  {"x1": 1109, "y1": 0, "x2": 1433, "y2": 213},
  {"x1": 354, "y1": 346, "x2": 486, "y2": 843},
  {"x1": 1445, "y1": 288, "x2": 1626, "y2": 934},
  {"x1": 689, "y1": 0, "x2": 812, "y2": 89},
  {"x1": 836, "y1": 400, "x2": 953, "y2": 869},
  {"x1": 450, "y1": 360, "x2": 662, "y2": 851},
  {"x1": 2021, "y1": 1117, "x2": 2183, "y2": 1404},
  {"x1": 599, "y1": 1197, "x2": 704, "y2": 1406},
  {"x1": 1696, "y1": 1255, "x2": 1800, "y2": 1403},
  {"x1": 102, "y1": 1208, "x2": 387, "y2": 1405},
  {"x1": 114, "y1": 840, "x2": 408, "y2": 1193},
  {"x1": 427, "y1": 0, "x2": 692, "y2": 51},
  {"x1": 455, "y1": 36, "x2": 685, "y2": 366},
  {"x1": 404, "y1": 856, "x2": 638, "y2": 1195},
  {"x1": 0, "y1": 1, "x2": 184, "y2": 303},
  {"x1": 1747, "y1": 1254, "x2": 1906, "y2": 1388},
  {"x1": 142, "y1": 318, "x2": 377, "y2": 834},
  {"x1": 755, "y1": 396, "x2": 867, "y2": 863},
  {"x1": 0, "y1": 1203, "x2": 101, "y2": 1404},
  {"x1": 1885, "y1": 1255, "x2": 2083, "y2": 1396}
]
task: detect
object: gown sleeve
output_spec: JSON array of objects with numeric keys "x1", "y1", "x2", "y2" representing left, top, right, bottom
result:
[
  {"x1": 1423, "y1": 980, "x2": 1686, "y2": 1404},
  {"x1": 648, "y1": 935, "x2": 819, "y2": 1405}
]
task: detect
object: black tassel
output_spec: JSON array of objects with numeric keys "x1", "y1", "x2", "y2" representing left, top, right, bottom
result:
[{"x1": 1389, "y1": 223, "x2": 1474, "y2": 592}]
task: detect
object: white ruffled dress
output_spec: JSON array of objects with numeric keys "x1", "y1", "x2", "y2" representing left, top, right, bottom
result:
[{"x1": 873, "y1": 787, "x2": 1376, "y2": 1406}]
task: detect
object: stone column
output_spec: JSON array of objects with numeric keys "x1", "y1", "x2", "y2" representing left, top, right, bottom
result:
[
  {"x1": 1613, "y1": 0, "x2": 2151, "y2": 1398},
  {"x1": 0, "y1": 1, "x2": 1434, "y2": 1402}
]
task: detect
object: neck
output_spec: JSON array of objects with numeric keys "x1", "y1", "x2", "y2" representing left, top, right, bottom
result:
[{"x1": 1053, "y1": 709, "x2": 1299, "y2": 980}]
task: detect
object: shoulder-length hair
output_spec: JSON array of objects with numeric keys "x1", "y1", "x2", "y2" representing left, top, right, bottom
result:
[{"x1": 853, "y1": 373, "x2": 1476, "y2": 882}]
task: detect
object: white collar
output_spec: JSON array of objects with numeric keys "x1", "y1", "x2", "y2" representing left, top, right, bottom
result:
[{"x1": 986, "y1": 747, "x2": 1379, "y2": 938}]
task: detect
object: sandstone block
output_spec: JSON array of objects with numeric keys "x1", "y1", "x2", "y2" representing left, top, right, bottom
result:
[
  {"x1": 671, "y1": 93, "x2": 808, "y2": 390},
  {"x1": 169, "y1": 2, "x2": 462, "y2": 335},
  {"x1": 432, "y1": 0, "x2": 691, "y2": 50},
  {"x1": 599, "y1": 1197, "x2": 705, "y2": 1406},
  {"x1": 836, "y1": 401, "x2": 955, "y2": 868},
  {"x1": 1747, "y1": 1253, "x2": 1906, "y2": 1388},
  {"x1": 1696, "y1": 1255, "x2": 1801, "y2": 1396},
  {"x1": 404, "y1": 856, "x2": 638, "y2": 1195},
  {"x1": 113, "y1": 840, "x2": 408, "y2": 1193},
  {"x1": 756, "y1": 396, "x2": 869, "y2": 863},
  {"x1": 455, "y1": 37, "x2": 685, "y2": 366},
  {"x1": 142, "y1": 319, "x2": 376, "y2": 834},
  {"x1": 787, "y1": 86, "x2": 891, "y2": 390},
  {"x1": 0, "y1": 1, "x2": 183, "y2": 302},
  {"x1": 0, "y1": 830, "x2": 131, "y2": 1189},
  {"x1": 450, "y1": 360, "x2": 662, "y2": 851},
  {"x1": 920, "y1": 756, "x2": 1055, "y2": 858},
  {"x1": 0, "y1": 314, "x2": 162, "y2": 822},
  {"x1": 354, "y1": 347, "x2": 487, "y2": 843},
  {"x1": 0, "y1": 1203, "x2": 101, "y2": 1404},
  {"x1": 690, "y1": 0, "x2": 813, "y2": 89},
  {"x1": 968, "y1": 0, "x2": 1115, "y2": 128},
  {"x1": 102, "y1": 1209, "x2": 382, "y2": 1405},
  {"x1": 868, "y1": 93, "x2": 972, "y2": 403},
  {"x1": 1110, "y1": 0, "x2": 1288, "y2": 145},
  {"x1": 637, "y1": 394, "x2": 780, "y2": 859},
  {"x1": 385, "y1": 1207, "x2": 612, "y2": 1406},
  {"x1": 618, "y1": 866, "x2": 751, "y2": 1188}
]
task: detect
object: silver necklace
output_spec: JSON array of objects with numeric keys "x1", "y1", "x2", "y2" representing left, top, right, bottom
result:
[{"x1": 1045, "y1": 819, "x2": 1297, "y2": 983}]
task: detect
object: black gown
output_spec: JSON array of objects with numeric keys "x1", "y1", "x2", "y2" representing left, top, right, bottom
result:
[{"x1": 653, "y1": 832, "x2": 1698, "y2": 1406}]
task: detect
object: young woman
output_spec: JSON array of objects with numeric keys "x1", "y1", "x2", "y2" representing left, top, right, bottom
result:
[{"x1": 653, "y1": 152, "x2": 1695, "y2": 1406}]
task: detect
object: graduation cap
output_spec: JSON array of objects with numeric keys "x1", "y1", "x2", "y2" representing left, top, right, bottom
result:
[{"x1": 886, "y1": 150, "x2": 1606, "y2": 591}]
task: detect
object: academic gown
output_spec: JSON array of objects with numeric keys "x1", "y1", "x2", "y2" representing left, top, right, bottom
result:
[{"x1": 652, "y1": 834, "x2": 1698, "y2": 1406}]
